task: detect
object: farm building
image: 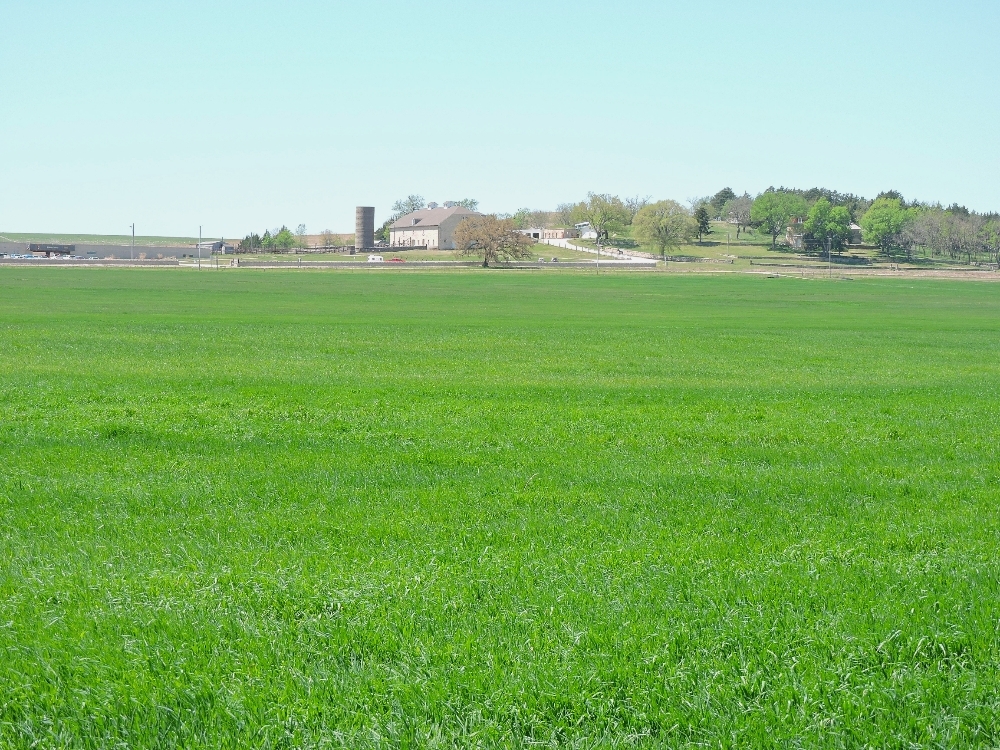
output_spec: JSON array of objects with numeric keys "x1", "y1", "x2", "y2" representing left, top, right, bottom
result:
[
  {"x1": 518, "y1": 228, "x2": 579, "y2": 241},
  {"x1": 786, "y1": 218, "x2": 864, "y2": 249},
  {"x1": 390, "y1": 206, "x2": 481, "y2": 249}
]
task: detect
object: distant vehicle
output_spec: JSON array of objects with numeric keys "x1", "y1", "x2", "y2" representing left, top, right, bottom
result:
[
  {"x1": 551, "y1": 257, "x2": 559, "y2": 262},
  {"x1": 538, "y1": 257, "x2": 546, "y2": 262},
  {"x1": 367, "y1": 254, "x2": 384, "y2": 263},
  {"x1": 387, "y1": 257, "x2": 405, "y2": 263}
]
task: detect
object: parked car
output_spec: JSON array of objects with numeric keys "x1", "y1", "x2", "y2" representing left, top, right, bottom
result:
[
  {"x1": 367, "y1": 254, "x2": 384, "y2": 263},
  {"x1": 387, "y1": 257, "x2": 405, "y2": 263}
]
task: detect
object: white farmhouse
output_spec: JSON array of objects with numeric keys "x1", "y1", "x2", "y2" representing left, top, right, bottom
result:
[{"x1": 390, "y1": 206, "x2": 480, "y2": 249}]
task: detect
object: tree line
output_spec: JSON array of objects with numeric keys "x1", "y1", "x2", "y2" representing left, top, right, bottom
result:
[
  {"x1": 863, "y1": 199, "x2": 1000, "y2": 263},
  {"x1": 509, "y1": 187, "x2": 999, "y2": 264},
  {"x1": 241, "y1": 189, "x2": 998, "y2": 263},
  {"x1": 502, "y1": 194, "x2": 711, "y2": 259},
  {"x1": 237, "y1": 224, "x2": 308, "y2": 252}
]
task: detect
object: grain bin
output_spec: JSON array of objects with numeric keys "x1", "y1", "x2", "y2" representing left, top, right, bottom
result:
[{"x1": 355, "y1": 207, "x2": 375, "y2": 251}]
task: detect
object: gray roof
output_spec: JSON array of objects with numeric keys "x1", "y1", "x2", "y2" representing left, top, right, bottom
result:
[{"x1": 391, "y1": 206, "x2": 479, "y2": 230}]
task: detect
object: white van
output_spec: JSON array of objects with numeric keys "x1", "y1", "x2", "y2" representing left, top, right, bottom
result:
[{"x1": 367, "y1": 254, "x2": 384, "y2": 263}]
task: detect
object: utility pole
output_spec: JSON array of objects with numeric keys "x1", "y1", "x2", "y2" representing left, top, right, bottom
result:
[
  {"x1": 130, "y1": 223, "x2": 134, "y2": 263},
  {"x1": 198, "y1": 225, "x2": 201, "y2": 269},
  {"x1": 827, "y1": 234, "x2": 832, "y2": 278}
]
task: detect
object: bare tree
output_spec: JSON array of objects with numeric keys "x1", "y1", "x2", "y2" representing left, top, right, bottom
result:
[
  {"x1": 687, "y1": 196, "x2": 711, "y2": 212},
  {"x1": 723, "y1": 194, "x2": 753, "y2": 238},
  {"x1": 453, "y1": 215, "x2": 534, "y2": 267},
  {"x1": 529, "y1": 210, "x2": 553, "y2": 229},
  {"x1": 556, "y1": 203, "x2": 579, "y2": 227},
  {"x1": 624, "y1": 195, "x2": 652, "y2": 223}
]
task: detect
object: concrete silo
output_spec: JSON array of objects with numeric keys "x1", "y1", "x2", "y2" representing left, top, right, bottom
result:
[{"x1": 355, "y1": 207, "x2": 375, "y2": 251}]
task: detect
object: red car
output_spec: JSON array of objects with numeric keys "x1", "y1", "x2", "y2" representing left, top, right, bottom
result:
[{"x1": 388, "y1": 257, "x2": 406, "y2": 263}]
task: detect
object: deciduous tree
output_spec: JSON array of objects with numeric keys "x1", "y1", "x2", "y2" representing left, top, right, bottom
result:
[
  {"x1": 860, "y1": 198, "x2": 913, "y2": 254},
  {"x1": 391, "y1": 195, "x2": 426, "y2": 217},
  {"x1": 751, "y1": 191, "x2": 808, "y2": 249},
  {"x1": 722, "y1": 194, "x2": 753, "y2": 238},
  {"x1": 572, "y1": 194, "x2": 629, "y2": 243},
  {"x1": 804, "y1": 198, "x2": 852, "y2": 252},
  {"x1": 631, "y1": 200, "x2": 694, "y2": 259},
  {"x1": 273, "y1": 226, "x2": 296, "y2": 250},
  {"x1": 624, "y1": 196, "x2": 652, "y2": 223},
  {"x1": 453, "y1": 215, "x2": 533, "y2": 267}
]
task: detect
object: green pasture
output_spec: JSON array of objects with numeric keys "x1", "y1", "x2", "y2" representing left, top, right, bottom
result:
[
  {"x1": 245, "y1": 244, "x2": 600, "y2": 263},
  {"x1": 600, "y1": 221, "x2": 982, "y2": 272},
  {"x1": 1, "y1": 269, "x2": 999, "y2": 747}
]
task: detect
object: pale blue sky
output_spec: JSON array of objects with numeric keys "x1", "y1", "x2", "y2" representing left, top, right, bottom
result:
[{"x1": 2, "y1": 0, "x2": 997, "y2": 237}]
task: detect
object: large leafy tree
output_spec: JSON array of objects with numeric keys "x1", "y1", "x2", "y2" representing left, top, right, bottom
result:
[
  {"x1": 860, "y1": 198, "x2": 914, "y2": 253},
  {"x1": 631, "y1": 200, "x2": 694, "y2": 259},
  {"x1": 751, "y1": 191, "x2": 809, "y2": 249},
  {"x1": 804, "y1": 198, "x2": 852, "y2": 252},
  {"x1": 274, "y1": 226, "x2": 295, "y2": 250},
  {"x1": 572, "y1": 194, "x2": 629, "y2": 243},
  {"x1": 512, "y1": 208, "x2": 533, "y2": 229},
  {"x1": 391, "y1": 195, "x2": 426, "y2": 217},
  {"x1": 453, "y1": 215, "x2": 533, "y2": 267}
]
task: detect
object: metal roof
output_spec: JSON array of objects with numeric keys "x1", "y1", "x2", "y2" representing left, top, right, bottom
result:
[{"x1": 391, "y1": 206, "x2": 479, "y2": 230}]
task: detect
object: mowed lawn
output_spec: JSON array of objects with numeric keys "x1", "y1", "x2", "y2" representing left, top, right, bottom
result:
[{"x1": 1, "y1": 269, "x2": 999, "y2": 748}]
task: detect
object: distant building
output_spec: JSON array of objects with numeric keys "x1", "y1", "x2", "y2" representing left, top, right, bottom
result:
[
  {"x1": 786, "y1": 217, "x2": 805, "y2": 249},
  {"x1": 574, "y1": 222, "x2": 598, "y2": 240},
  {"x1": 787, "y1": 218, "x2": 864, "y2": 249},
  {"x1": 518, "y1": 227, "x2": 578, "y2": 241},
  {"x1": 28, "y1": 243, "x2": 75, "y2": 257},
  {"x1": 196, "y1": 240, "x2": 235, "y2": 253},
  {"x1": 390, "y1": 206, "x2": 480, "y2": 249}
]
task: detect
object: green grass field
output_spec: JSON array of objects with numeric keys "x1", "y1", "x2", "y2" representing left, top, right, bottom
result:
[
  {"x1": 2, "y1": 269, "x2": 999, "y2": 747},
  {"x1": 243, "y1": 244, "x2": 601, "y2": 263}
]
